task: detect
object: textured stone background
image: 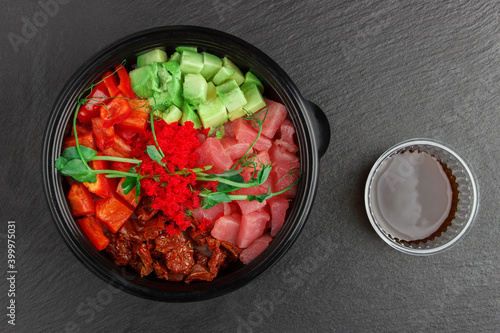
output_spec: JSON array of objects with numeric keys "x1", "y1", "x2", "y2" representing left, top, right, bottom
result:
[{"x1": 1, "y1": 0, "x2": 500, "y2": 332}]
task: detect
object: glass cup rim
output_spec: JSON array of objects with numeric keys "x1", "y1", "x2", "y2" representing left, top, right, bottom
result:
[{"x1": 364, "y1": 138, "x2": 479, "y2": 255}]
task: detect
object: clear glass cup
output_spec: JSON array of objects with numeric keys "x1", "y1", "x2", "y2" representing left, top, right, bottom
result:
[{"x1": 364, "y1": 138, "x2": 479, "y2": 255}]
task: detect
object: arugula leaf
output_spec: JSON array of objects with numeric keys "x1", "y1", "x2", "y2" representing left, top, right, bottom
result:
[
  {"x1": 55, "y1": 156, "x2": 68, "y2": 171},
  {"x1": 60, "y1": 159, "x2": 97, "y2": 183},
  {"x1": 121, "y1": 176, "x2": 136, "y2": 195},
  {"x1": 201, "y1": 192, "x2": 232, "y2": 209},
  {"x1": 146, "y1": 145, "x2": 164, "y2": 165},
  {"x1": 62, "y1": 146, "x2": 97, "y2": 161},
  {"x1": 216, "y1": 173, "x2": 246, "y2": 193}
]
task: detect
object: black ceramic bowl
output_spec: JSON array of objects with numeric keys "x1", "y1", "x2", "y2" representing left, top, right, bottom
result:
[{"x1": 43, "y1": 26, "x2": 330, "y2": 302}]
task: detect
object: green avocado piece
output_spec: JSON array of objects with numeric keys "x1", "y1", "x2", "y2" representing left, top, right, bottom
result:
[
  {"x1": 206, "y1": 81, "x2": 217, "y2": 101},
  {"x1": 244, "y1": 71, "x2": 264, "y2": 94},
  {"x1": 200, "y1": 52, "x2": 223, "y2": 81},
  {"x1": 228, "y1": 83, "x2": 266, "y2": 120},
  {"x1": 168, "y1": 77, "x2": 183, "y2": 108},
  {"x1": 162, "y1": 105, "x2": 183, "y2": 124},
  {"x1": 216, "y1": 79, "x2": 247, "y2": 113},
  {"x1": 198, "y1": 97, "x2": 228, "y2": 129},
  {"x1": 169, "y1": 52, "x2": 181, "y2": 63},
  {"x1": 129, "y1": 65, "x2": 156, "y2": 98},
  {"x1": 222, "y1": 57, "x2": 245, "y2": 86},
  {"x1": 162, "y1": 61, "x2": 181, "y2": 80},
  {"x1": 212, "y1": 66, "x2": 235, "y2": 86},
  {"x1": 181, "y1": 102, "x2": 202, "y2": 129},
  {"x1": 137, "y1": 49, "x2": 168, "y2": 67},
  {"x1": 183, "y1": 74, "x2": 208, "y2": 106},
  {"x1": 148, "y1": 91, "x2": 172, "y2": 111},
  {"x1": 180, "y1": 50, "x2": 204, "y2": 74},
  {"x1": 176, "y1": 46, "x2": 198, "y2": 53}
]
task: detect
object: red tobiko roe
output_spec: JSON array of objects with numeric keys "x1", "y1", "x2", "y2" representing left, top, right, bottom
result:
[{"x1": 131, "y1": 120, "x2": 206, "y2": 235}]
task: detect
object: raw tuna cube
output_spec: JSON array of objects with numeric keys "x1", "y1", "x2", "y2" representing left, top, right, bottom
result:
[
  {"x1": 240, "y1": 233, "x2": 273, "y2": 264},
  {"x1": 236, "y1": 199, "x2": 267, "y2": 215},
  {"x1": 237, "y1": 210, "x2": 270, "y2": 248},
  {"x1": 195, "y1": 137, "x2": 233, "y2": 174},
  {"x1": 233, "y1": 118, "x2": 272, "y2": 152},
  {"x1": 277, "y1": 119, "x2": 298, "y2": 152},
  {"x1": 220, "y1": 137, "x2": 252, "y2": 161},
  {"x1": 269, "y1": 144, "x2": 299, "y2": 164},
  {"x1": 192, "y1": 203, "x2": 225, "y2": 228},
  {"x1": 211, "y1": 214, "x2": 241, "y2": 245},
  {"x1": 257, "y1": 98, "x2": 287, "y2": 139},
  {"x1": 271, "y1": 161, "x2": 300, "y2": 199},
  {"x1": 223, "y1": 120, "x2": 235, "y2": 138},
  {"x1": 224, "y1": 202, "x2": 239, "y2": 216},
  {"x1": 268, "y1": 197, "x2": 290, "y2": 236}
]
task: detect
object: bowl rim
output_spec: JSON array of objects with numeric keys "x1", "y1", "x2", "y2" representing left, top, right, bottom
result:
[
  {"x1": 364, "y1": 138, "x2": 479, "y2": 255},
  {"x1": 42, "y1": 25, "x2": 323, "y2": 301}
]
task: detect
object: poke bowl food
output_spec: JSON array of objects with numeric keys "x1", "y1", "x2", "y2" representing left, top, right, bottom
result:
[{"x1": 44, "y1": 26, "x2": 330, "y2": 301}]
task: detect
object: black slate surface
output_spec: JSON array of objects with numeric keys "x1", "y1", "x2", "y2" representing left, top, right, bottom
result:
[{"x1": 1, "y1": 0, "x2": 499, "y2": 332}]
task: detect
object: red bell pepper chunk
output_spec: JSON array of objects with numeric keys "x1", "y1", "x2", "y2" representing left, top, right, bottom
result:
[
  {"x1": 111, "y1": 161, "x2": 133, "y2": 172},
  {"x1": 83, "y1": 159, "x2": 117, "y2": 198},
  {"x1": 102, "y1": 71, "x2": 120, "y2": 97},
  {"x1": 77, "y1": 216, "x2": 110, "y2": 251},
  {"x1": 101, "y1": 136, "x2": 133, "y2": 158},
  {"x1": 91, "y1": 117, "x2": 115, "y2": 150},
  {"x1": 116, "y1": 177, "x2": 141, "y2": 209},
  {"x1": 70, "y1": 122, "x2": 92, "y2": 136},
  {"x1": 95, "y1": 195, "x2": 134, "y2": 233},
  {"x1": 115, "y1": 126, "x2": 138, "y2": 142},
  {"x1": 115, "y1": 100, "x2": 149, "y2": 134},
  {"x1": 100, "y1": 95, "x2": 133, "y2": 128},
  {"x1": 116, "y1": 64, "x2": 138, "y2": 99},
  {"x1": 62, "y1": 131, "x2": 96, "y2": 150},
  {"x1": 67, "y1": 183, "x2": 95, "y2": 216},
  {"x1": 77, "y1": 81, "x2": 110, "y2": 124}
]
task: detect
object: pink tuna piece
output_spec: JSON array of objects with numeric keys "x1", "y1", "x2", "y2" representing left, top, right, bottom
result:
[
  {"x1": 276, "y1": 119, "x2": 297, "y2": 152},
  {"x1": 271, "y1": 161, "x2": 300, "y2": 199},
  {"x1": 223, "y1": 120, "x2": 235, "y2": 138},
  {"x1": 211, "y1": 214, "x2": 241, "y2": 245},
  {"x1": 237, "y1": 210, "x2": 270, "y2": 248},
  {"x1": 220, "y1": 137, "x2": 252, "y2": 161},
  {"x1": 269, "y1": 144, "x2": 299, "y2": 164},
  {"x1": 240, "y1": 233, "x2": 273, "y2": 264},
  {"x1": 267, "y1": 197, "x2": 290, "y2": 236},
  {"x1": 233, "y1": 118, "x2": 272, "y2": 152},
  {"x1": 192, "y1": 203, "x2": 225, "y2": 229},
  {"x1": 195, "y1": 137, "x2": 233, "y2": 174},
  {"x1": 236, "y1": 199, "x2": 267, "y2": 215},
  {"x1": 223, "y1": 202, "x2": 239, "y2": 216},
  {"x1": 257, "y1": 98, "x2": 288, "y2": 139}
]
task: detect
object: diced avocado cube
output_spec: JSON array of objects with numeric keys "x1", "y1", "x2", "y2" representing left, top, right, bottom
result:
[
  {"x1": 148, "y1": 91, "x2": 172, "y2": 110},
  {"x1": 180, "y1": 50, "x2": 204, "y2": 74},
  {"x1": 244, "y1": 71, "x2": 264, "y2": 94},
  {"x1": 198, "y1": 97, "x2": 228, "y2": 129},
  {"x1": 200, "y1": 52, "x2": 223, "y2": 81},
  {"x1": 216, "y1": 79, "x2": 247, "y2": 113},
  {"x1": 169, "y1": 52, "x2": 181, "y2": 63},
  {"x1": 183, "y1": 74, "x2": 208, "y2": 106},
  {"x1": 222, "y1": 57, "x2": 245, "y2": 86},
  {"x1": 162, "y1": 105, "x2": 183, "y2": 124},
  {"x1": 176, "y1": 46, "x2": 198, "y2": 53},
  {"x1": 167, "y1": 77, "x2": 184, "y2": 108},
  {"x1": 206, "y1": 81, "x2": 217, "y2": 101},
  {"x1": 156, "y1": 65, "x2": 172, "y2": 91},
  {"x1": 137, "y1": 49, "x2": 168, "y2": 67},
  {"x1": 212, "y1": 66, "x2": 235, "y2": 86},
  {"x1": 228, "y1": 83, "x2": 266, "y2": 120},
  {"x1": 129, "y1": 65, "x2": 156, "y2": 98},
  {"x1": 162, "y1": 61, "x2": 181, "y2": 80},
  {"x1": 181, "y1": 102, "x2": 202, "y2": 129}
]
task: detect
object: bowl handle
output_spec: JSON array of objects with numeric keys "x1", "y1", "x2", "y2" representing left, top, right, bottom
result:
[{"x1": 303, "y1": 100, "x2": 330, "y2": 158}]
